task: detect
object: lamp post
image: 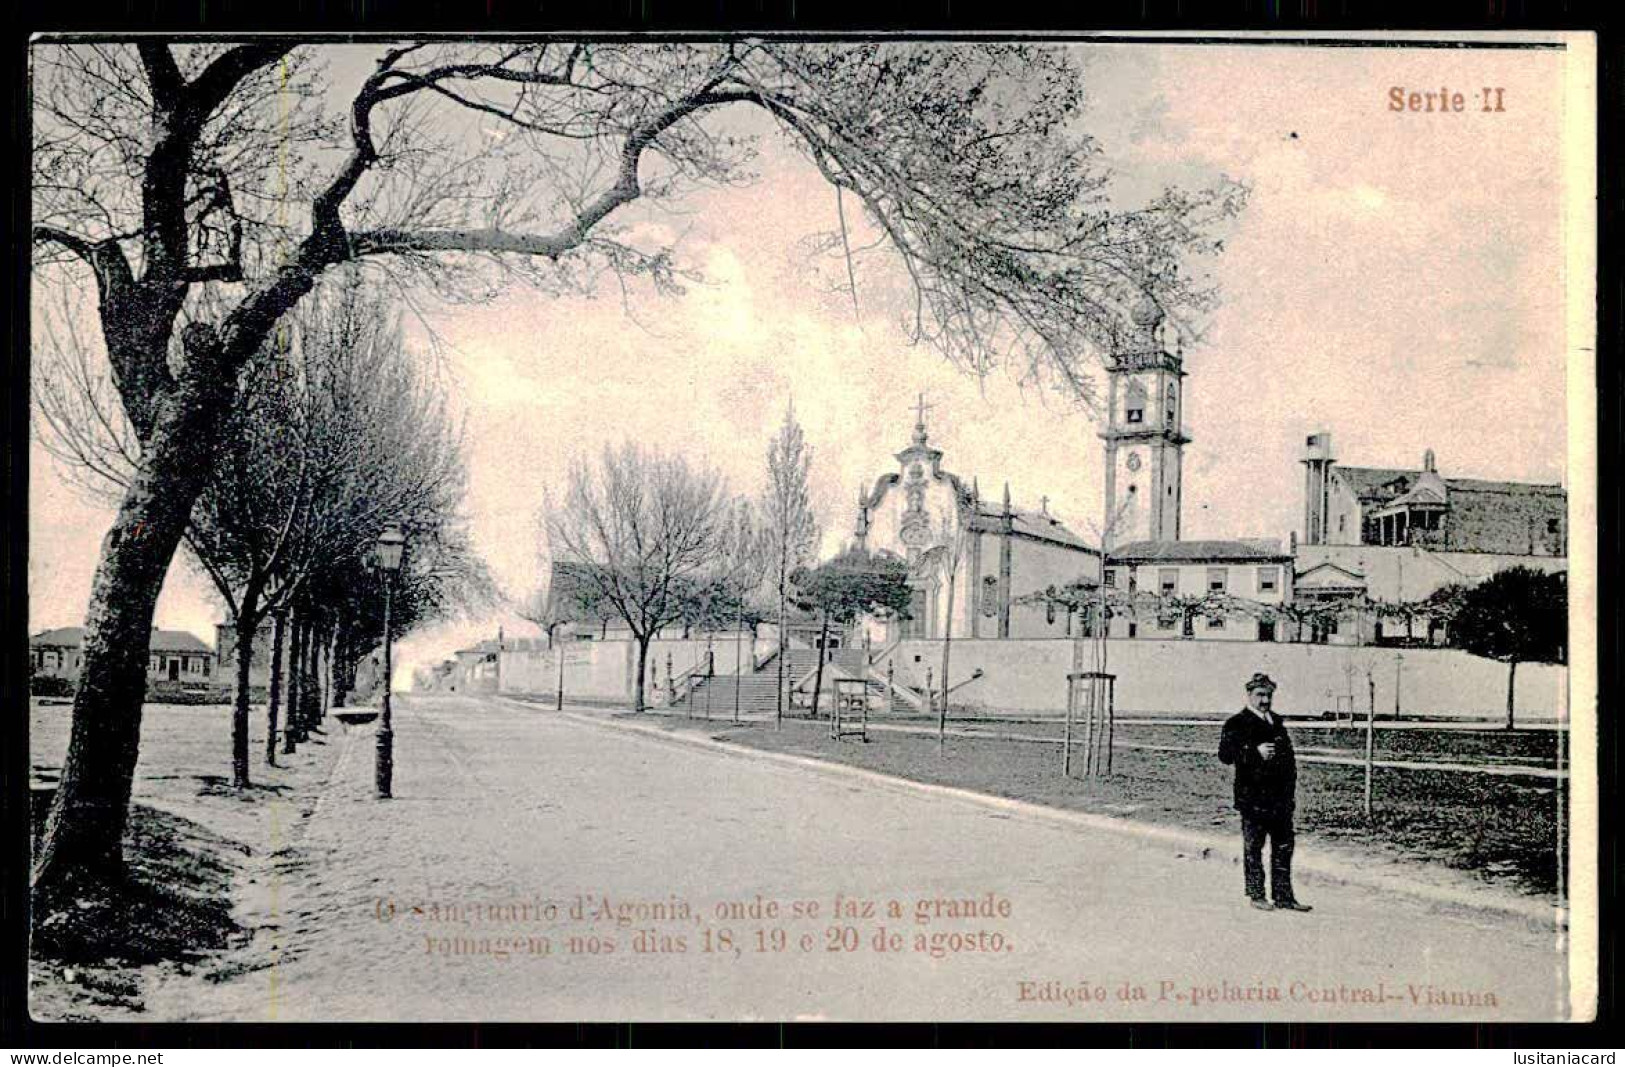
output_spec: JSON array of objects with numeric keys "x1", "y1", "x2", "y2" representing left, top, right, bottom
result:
[{"x1": 374, "y1": 523, "x2": 407, "y2": 799}]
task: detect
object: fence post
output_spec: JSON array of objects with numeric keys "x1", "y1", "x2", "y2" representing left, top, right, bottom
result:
[
  {"x1": 1105, "y1": 675, "x2": 1116, "y2": 776},
  {"x1": 1364, "y1": 669, "x2": 1376, "y2": 820},
  {"x1": 1063, "y1": 674, "x2": 1076, "y2": 777}
]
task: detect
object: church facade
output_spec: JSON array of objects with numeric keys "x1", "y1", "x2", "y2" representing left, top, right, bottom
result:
[{"x1": 853, "y1": 402, "x2": 1100, "y2": 643}]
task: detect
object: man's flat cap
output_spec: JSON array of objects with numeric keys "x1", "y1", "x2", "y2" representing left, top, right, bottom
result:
[{"x1": 1245, "y1": 672, "x2": 1277, "y2": 693}]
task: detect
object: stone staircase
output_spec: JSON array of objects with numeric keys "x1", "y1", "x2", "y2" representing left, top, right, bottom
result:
[{"x1": 675, "y1": 646, "x2": 923, "y2": 717}]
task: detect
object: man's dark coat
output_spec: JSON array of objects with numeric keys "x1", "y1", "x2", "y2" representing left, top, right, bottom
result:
[{"x1": 1218, "y1": 707, "x2": 1298, "y2": 816}]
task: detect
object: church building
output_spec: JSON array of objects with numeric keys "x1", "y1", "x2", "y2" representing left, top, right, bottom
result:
[
  {"x1": 853, "y1": 399, "x2": 1100, "y2": 643},
  {"x1": 845, "y1": 288, "x2": 1566, "y2": 650}
]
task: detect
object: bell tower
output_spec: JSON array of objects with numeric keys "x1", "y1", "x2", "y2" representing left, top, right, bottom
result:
[{"x1": 1101, "y1": 291, "x2": 1189, "y2": 550}]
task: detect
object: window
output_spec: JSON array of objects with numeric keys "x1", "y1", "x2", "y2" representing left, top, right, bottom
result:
[
  {"x1": 1207, "y1": 567, "x2": 1228, "y2": 593},
  {"x1": 1257, "y1": 566, "x2": 1278, "y2": 593},
  {"x1": 1103, "y1": 568, "x2": 1118, "y2": 588},
  {"x1": 1165, "y1": 384, "x2": 1177, "y2": 426},
  {"x1": 1159, "y1": 569, "x2": 1178, "y2": 595},
  {"x1": 981, "y1": 576, "x2": 999, "y2": 617},
  {"x1": 1207, "y1": 615, "x2": 1226, "y2": 631},
  {"x1": 1125, "y1": 381, "x2": 1146, "y2": 425},
  {"x1": 1257, "y1": 619, "x2": 1276, "y2": 642},
  {"x1": 1547, "y1": 518, "x2": 1560, "y2": 534},
  {"x1": 1127, "y1": 569, "x2": 1138, "y2": 593}
]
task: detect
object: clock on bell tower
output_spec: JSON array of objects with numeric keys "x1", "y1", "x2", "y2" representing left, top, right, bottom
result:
[{"x1": 1101, "y1": 291, "x2": 1189, "y2": 550}]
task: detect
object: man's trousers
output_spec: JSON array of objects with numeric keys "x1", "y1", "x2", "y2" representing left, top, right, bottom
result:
[{"x1": 1240, "y1": 808, "x2": 1297, "y2": 903}]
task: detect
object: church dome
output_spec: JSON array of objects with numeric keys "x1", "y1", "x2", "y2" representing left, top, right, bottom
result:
[{"x1": 1130, "y1": 291, "x2": 1165, "y2": 328}]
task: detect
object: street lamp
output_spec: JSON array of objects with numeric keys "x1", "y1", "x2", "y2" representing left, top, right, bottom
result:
[{"x1": 374, "y1": 523, "x2": 407, "y2": 799}]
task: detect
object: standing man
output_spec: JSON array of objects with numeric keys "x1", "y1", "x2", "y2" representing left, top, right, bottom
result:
[{"x1": 1218, "y1": 673, "x2": 1313, "y2": 912}]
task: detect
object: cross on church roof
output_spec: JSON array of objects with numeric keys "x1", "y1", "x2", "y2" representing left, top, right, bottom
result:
[{"x1": 912, "y1": 392, "x2": 934, "y2": 446}]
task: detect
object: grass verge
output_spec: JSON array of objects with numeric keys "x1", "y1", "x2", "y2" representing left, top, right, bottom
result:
[
  {"x1": 29, "y1": 789, "x2": 248, "y2": 1019},
  {"x1": 625, "y1": 712, "x2": 1560, "y2": 899}
]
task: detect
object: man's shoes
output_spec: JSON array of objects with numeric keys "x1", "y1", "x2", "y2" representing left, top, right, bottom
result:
[
  {"x1": 1249, "y1": 898, "x2": 1275, "y2": 911},
  {"x1": 1274, "y1": 900, "x2": 1313, "y2": 912}
]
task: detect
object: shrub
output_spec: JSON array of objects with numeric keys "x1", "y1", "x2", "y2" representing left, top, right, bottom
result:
[{"x1": 30, "y1": 675, "x2": 75, "y2": 698}]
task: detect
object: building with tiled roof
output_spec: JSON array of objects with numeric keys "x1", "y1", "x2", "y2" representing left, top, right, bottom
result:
[
  {"x1": 1099, "y1": 540, "x2": 1296, "y2": 642},
  {"x1": 1303, "y1": 437, "x2": 1565, "y2": 556},
  {"x1": 30, "y1": 626, "x2": 216, "y2": 685},
  {"x1": 1107, "y1": 539, "x2": 1293, "y2": 564}
]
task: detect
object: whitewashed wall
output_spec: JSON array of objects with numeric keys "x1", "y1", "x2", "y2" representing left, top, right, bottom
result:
[
  {"x1": 884, "y1": 638, "x2": 1567, "y2": 721},
  {"x1": 499, "y1": 633, "x2": 760, "y2": 700}
]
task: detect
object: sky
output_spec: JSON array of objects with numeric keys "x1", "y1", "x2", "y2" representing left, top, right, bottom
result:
[{"x1": 28, "y1": 37, "x2": 1585, "y2": 682}]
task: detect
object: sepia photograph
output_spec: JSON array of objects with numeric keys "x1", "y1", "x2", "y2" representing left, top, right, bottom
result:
[{"x1": 23, "y1": 29, "x2": 1598, "y2": 1027}]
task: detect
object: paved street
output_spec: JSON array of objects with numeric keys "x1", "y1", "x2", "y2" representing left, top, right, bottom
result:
[{"x1": 150, "y1": 694, "x2": 1571, "y2": 1023}]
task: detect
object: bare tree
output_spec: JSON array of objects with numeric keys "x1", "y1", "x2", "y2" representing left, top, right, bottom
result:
[
  {"x1": 31, "y1": 39, "x2": 1243, "y2": 891},
  {"x1": 546, "y1": 444, "x2": 730, "y2": 713},
  {"x1": 760, "y1": 400, "x2": 821, "y2": 728}
]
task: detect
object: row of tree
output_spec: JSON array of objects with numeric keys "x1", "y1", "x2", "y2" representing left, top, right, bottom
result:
[{"x1": 35, "y1": 280, "x2": 492, "y2": 793}]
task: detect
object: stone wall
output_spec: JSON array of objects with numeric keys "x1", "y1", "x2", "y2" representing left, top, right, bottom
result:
[{"x1": 1447, "y1": 486, "x2": 1567, "y2": 556}]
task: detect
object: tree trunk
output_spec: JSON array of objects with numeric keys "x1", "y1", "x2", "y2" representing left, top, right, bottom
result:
[
  {"x1": 231, "y1": 594, "x2": 262, "y2": 789},
  {"x1": 299, "y1": 615, "x2": 319, "y2": 734},
  {"x1": 325, "y1": 629, "x2": 337, "y2": 722},
  {"x1": 331, "y1": 618, "x2": 357, "y2": 708},
  {"x1": 811, "y1": 614, "x2": 830, "y2": 720},
  {"x1": 733, "y1": 607, "x2": 745, "y2": 724},
  {"x1": 283, "y1": 611, "x2": 303, "y2": 753},
  {"x1": 301, "y1": 616, "x2": 322, "y2": 734},
  {"x1": 634, "y1": 637, "x2": 650, "y2": 713},
  {"x1": 32, "y1": 338, "x2": 242, "y2": 892},
  {"x1": 32, "y1": 211, "x2": 328, "y2": 893},
  {"x1": 776, "y1": 579, "x2": 787, "y2": 728},
  {"x1": 939, "y1": 568, "x2": 956, "y2": 750},
  {"x1": 1505, "y1": 658, "x2": 1518, "y2": 731},
  {"x1": 266, "y1": 610, "x2": 287, "y2": 766}
]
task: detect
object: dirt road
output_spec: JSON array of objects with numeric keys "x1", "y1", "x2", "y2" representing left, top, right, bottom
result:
[{"x1": 150, "y1": 694, "x2": 1571, "y2": 1022}]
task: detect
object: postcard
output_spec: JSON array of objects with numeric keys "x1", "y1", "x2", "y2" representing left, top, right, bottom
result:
[{"x1": 26, "y1": 30, "x2": 1596, "y2": 1024}]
